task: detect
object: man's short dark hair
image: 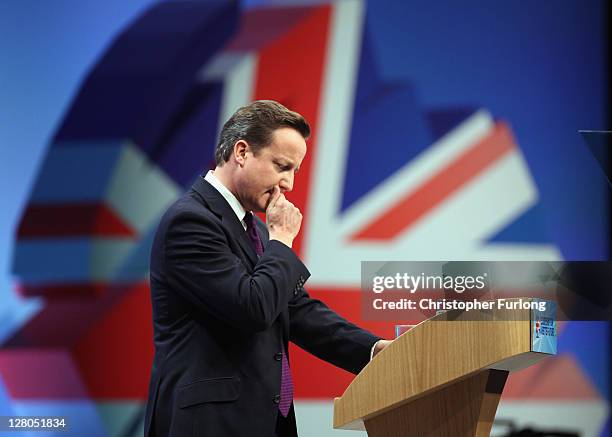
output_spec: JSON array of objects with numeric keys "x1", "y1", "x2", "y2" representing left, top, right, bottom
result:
[{"x1": 215, "y1": 100, "x2": 311, "y2": 165}]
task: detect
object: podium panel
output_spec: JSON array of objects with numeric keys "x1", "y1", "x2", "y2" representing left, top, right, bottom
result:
[{"x1": 333, "y1": 299, "x2": 556, "y2": 436}]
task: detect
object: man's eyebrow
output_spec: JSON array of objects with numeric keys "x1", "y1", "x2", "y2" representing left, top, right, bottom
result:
[{"x1": 275, "y1": 158, "x2": 296, "y2": 168}]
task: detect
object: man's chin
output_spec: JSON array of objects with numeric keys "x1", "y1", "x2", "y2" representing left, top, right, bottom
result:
[
  {"x1": 261, "y1": 192, "x2": 273, "y2": 211},
  {"x1": 250, "y1": 200, "x2": 266, "y2": 214}
]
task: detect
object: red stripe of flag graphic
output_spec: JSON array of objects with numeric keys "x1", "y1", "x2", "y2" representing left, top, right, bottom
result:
[{"x1": 351, "y1": 122, "x2": 515, "y2": 241}]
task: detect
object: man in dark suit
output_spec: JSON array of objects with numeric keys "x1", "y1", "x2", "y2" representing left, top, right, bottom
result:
[{"x1": 144, "y1": 100, "x2": 390, "y2": 436}]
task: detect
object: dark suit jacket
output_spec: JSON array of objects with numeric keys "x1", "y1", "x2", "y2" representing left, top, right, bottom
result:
[{"x1": 144, "y1": 176, "x2": 381, "y2": 437}]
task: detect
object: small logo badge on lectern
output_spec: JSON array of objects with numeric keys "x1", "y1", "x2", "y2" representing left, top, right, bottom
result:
[{"x1": 531, "y1": 299, "x2": 557, "y2": 355}]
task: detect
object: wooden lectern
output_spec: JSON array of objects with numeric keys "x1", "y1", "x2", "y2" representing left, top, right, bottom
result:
[{"x1": 333, "y1": 300, "x2": 556, "y2": 436}]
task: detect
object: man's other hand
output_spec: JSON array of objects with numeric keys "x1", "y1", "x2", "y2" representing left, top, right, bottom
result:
[{"x1": 372, "y1": 339, "x2": 393, "y2": 359}]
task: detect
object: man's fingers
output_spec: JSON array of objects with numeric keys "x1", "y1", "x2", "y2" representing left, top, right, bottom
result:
[{"x1": 267, "y1": 186, "x2": 281, "y2": 211}]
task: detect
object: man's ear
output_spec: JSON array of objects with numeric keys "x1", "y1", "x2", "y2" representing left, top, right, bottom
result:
[{"x1": 233, "y1": 140, "x2": 249, "y2": 167}]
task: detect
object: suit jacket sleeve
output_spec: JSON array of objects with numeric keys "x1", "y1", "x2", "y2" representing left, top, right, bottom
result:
[
  {"x1": 163, "y1": 210, "x2": 310, "y2": 332},
  {"x1": 288, "y1": 288, "x2": 382, "y2": 375}
]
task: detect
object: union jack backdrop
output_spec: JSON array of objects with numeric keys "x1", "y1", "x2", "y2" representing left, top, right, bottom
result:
[{"x1": 0, "y1": 0, "x2": 608, "y2": 436}]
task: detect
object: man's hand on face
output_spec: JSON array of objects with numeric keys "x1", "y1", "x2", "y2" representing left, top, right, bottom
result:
[{"x1": 266, "y1": 186, "x2": 302, "y2": 248}]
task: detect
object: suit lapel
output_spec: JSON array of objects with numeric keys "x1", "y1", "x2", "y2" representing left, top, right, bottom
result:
[
  {"x1": 191, "y1": 176, "x2": 259, "y2": 267},
  {"x1": 255, "y1": 218, "x2": 269, "y2": 248}
]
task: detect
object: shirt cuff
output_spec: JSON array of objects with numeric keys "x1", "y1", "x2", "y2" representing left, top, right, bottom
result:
[{"x1": 369, "y1": 340, "x2": 380, "y2": 361}]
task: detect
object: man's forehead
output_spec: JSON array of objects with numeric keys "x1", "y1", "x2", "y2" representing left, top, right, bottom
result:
[{"x1": 269, "y1": 128, "x2": 307, "y2": 161}]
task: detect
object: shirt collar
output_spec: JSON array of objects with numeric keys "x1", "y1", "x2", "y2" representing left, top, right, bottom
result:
[{"x1": 204, "y1": 170, "x2": 247, "y2": 229}]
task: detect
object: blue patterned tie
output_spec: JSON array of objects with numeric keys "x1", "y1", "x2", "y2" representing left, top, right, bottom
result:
[{"x1": 243, "y1": 212, "x2": 293, "y2": 416}]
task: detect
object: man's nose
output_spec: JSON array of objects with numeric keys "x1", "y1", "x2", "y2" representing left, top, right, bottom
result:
[{"x1": 279, "y1": 173, "x2": 294, "y2": 193}]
